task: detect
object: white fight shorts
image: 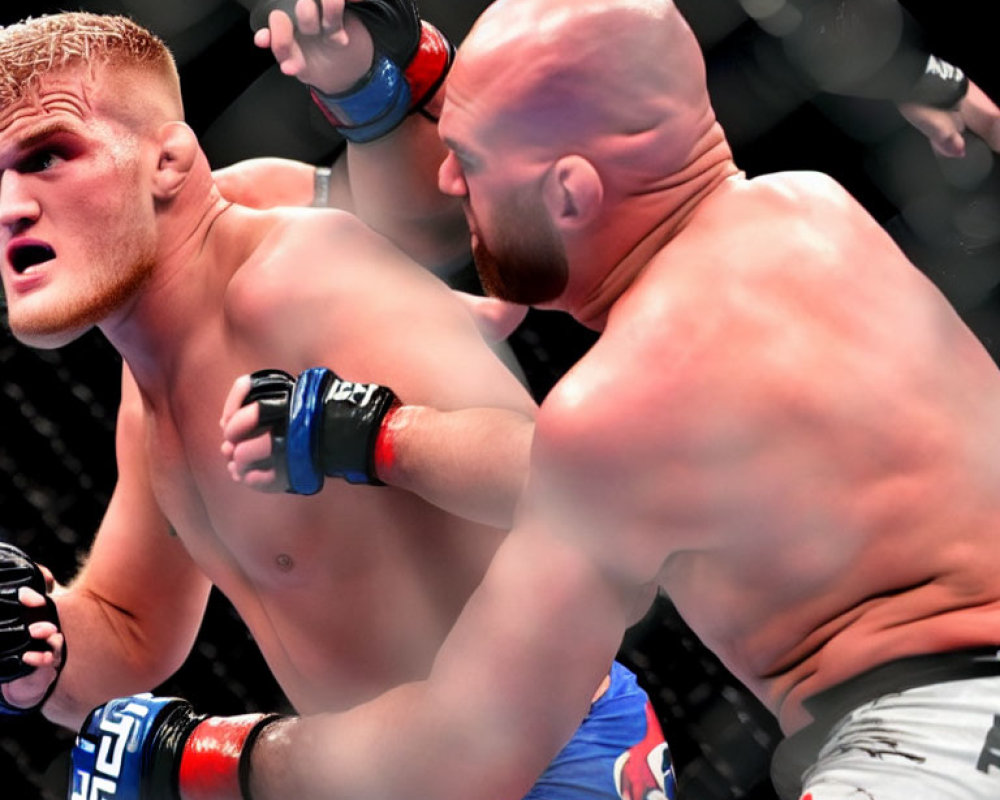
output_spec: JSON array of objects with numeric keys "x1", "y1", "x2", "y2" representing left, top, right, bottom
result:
[{"x1": 771, "y1": 648, "x2": 1000, "y2": 800}]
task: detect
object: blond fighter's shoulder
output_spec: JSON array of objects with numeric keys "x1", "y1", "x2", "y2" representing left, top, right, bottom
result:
[
  {"x1": 222, "y1": 205, "x2": 466, "y2": 349},
  {"x1": 243, "y1": 204, "x2": 380, "y2": 258},
  {"x1": 228, "y1": 204, "x2": 410, "y2": 289}
]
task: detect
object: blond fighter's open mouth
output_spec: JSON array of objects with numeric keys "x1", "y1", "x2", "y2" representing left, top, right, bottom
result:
[{"x1": 7, "y1": 241, "x2": 55, "y2": 273}]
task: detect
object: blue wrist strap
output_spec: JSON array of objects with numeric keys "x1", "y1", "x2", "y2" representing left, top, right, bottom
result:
[
  {"x1": 70, "y1": 694, "x2": 177, "y2": 799},
  {"x1": 286, "y1": 368, "x2": 328, "y2": 495},
  {"x1": 313, "y1": 53, "x2": 412, "y2": 143}
]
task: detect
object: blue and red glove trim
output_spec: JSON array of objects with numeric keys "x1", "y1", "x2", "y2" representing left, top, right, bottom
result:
[
  {"x1": 179, "y1": 713, "x2": 280, "y2": 800},
  {"x1": 286, "y1": 367, "x2": 331, "y2": 495},
  {"x1": 311, "y1": 21, "x2": 453, "y2": 143}
]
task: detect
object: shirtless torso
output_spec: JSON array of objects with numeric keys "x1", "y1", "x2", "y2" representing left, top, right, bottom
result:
[
  {"x1": 550, "y1": 170, "x2": 1000, "y2": 732},
  {"x1": 0, "y1": 47, "x2": 534, "y2": 723},
  {"x1": 74, "y1": 202, "x2": 529, "y2": 718}
]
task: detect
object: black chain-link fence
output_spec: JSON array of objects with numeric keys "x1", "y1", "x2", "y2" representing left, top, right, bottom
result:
[{"x1": 1, "y1": 1, "x2": 998, "y2": 798}]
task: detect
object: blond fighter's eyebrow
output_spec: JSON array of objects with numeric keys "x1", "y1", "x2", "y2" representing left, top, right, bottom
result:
[{"x1": 0, "y1": 121, "x2": 80, "y2": 169}]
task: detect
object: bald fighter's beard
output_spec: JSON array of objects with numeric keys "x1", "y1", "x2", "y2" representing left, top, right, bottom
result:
[{"x1": 472, "y1": 187, "x2": 569, "y2": 306}]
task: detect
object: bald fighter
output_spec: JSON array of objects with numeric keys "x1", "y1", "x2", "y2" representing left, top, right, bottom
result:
[
  {"x1": 218, "y1": 0, "x2": 1000, "y2": 798},
  {"x1": 0, "y1": 8, "x2": 673, "y2": 800}
]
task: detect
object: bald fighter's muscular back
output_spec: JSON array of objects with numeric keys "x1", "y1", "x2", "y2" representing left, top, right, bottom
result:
[{"x1": 554, "y1": 170, "x2": 1000, "y2": 734}]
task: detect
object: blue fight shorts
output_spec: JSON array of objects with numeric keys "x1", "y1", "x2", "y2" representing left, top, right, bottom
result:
[{"x1": 523, "y1": 661, "x2": 676, "y2": 800}]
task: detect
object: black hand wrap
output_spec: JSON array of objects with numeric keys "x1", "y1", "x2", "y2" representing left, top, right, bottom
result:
[
  {"x1": 238, "y1": 0, "x2": 451, "y2": 141},
  {"x1": 314, "y1": 367, "x2": 400, "y2": 487},
  {"x1": 241, "y1": 367, "x2": 400, "y2": 495},
  {"x1": 144, "y1": 701, "x2": 208, "y2": 797},
  {"x1": 0, "y1": 543, "x2": 63, "y2": 715}
]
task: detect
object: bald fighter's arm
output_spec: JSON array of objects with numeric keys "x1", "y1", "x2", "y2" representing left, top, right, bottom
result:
[
  {"x1": 68, "y1": 519, "x2": 619, "y2": 800},
  {"x1": 39, "y1": 368, "x2": 212, "y2": 730},
  {"x1": 242, "y1": 388, "x2": 634, "y2": 800},
  {"x1": 221, "y1": 209, "x2": 536, "y2": 528},
  {"x1": 73, "y1": 328, "x2": 659, "y2": 800},
  {"x1": 79, "y1": 393, "x2": 628, "y2": 800},
  {"x1": 222, "y1": 376, "x2": 533, "y2": 527},
  {"x1": 232, "y1": 0, "x2": 468, "y2": 270}
]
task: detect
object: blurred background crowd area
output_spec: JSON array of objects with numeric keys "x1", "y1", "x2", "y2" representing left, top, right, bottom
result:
[{"x1": 1, "y1": 0, "x2": 997, "y2": 797}]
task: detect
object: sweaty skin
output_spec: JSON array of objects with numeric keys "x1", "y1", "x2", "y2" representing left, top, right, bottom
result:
[
  {"x1": 0, "y1": 38, "x2": 535, "y2": 729},
  {"x1": 237, "y1": 2, "x2": 1000, "y2": 800},
  {"x1": 432, "y1": 0, "x2": 1000, "y2": 731},
  {"x1": 549, "y1": 169, "x2": 1000, "y2": 728}
]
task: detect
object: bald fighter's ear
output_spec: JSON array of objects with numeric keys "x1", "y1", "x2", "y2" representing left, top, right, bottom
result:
[
  {"x1": 152, "y1": 122, "x2": 198, "y2": 200},
  {"x1": 543, "y1": 155, "x2": 603, "y2": 230}
]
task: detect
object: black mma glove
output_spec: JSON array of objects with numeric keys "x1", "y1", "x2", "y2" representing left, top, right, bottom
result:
[
  {"x1": 309, "y1": 0, "x2": 454, "y2": 142},
  {"x1": 238, "y1": 0, "x2": 452, "y2": 141},
  {"x1": 241, "y1": 367, "x2": 401, "y2": 495},
  {"x1": 70, "y1": 693, "x2": 282, "y2": 800},
  {"x1": 900, "y1": 54, "x2": 969, "y2": 110},
  {"x1": 0, "y1": 542, "x2": 63, "y2": 716}
]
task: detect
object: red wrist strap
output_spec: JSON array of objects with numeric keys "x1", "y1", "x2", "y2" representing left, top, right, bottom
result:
[
  {"x1": 309, "y1": 21, "x2": 452, "y2": 130},
  {"x1": 373, "y1": 402, "x2": 403, "y2": 482},
  {"x1": 178, "y1": 714, "x2": 277, "y2": 800},
  {"x1": 405, "y1": 21, "x2": 454, "y2": 112}
]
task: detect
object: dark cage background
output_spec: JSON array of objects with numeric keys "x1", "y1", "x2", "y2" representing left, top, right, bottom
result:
[{"x1": 1, "y1": 1, "x2": 998, "y2": 798}]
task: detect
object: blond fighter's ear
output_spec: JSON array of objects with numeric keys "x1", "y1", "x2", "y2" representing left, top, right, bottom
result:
[
  {"x1": 542, "y1": 155, "x2": 604, "y2": 230},
  {"x1": 152, "y1": 122, "x2": 198, "y2": 201}
]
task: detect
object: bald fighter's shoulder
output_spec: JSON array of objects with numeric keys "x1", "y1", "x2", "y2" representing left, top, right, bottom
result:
[
  {"x1": 675, "y1": 170, "x2": 878, "y2": 277},
  {"x1": 534, "y1": 331, "x2": 670, "y2": 456},
  {"x1": 742, "y1": 170, "x2": 852, "y2": 205},
  {"x1": 739, "y1": 171, "x2": 870, "y2": 234}
]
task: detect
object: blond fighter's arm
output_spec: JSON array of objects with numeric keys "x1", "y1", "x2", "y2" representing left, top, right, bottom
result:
[{"x1": 38, "y1": 367, "x2": 212, "y2": 730}]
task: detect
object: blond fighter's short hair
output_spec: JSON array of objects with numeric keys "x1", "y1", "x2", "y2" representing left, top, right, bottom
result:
[{"x1": 0, "y1": 12, "x2": 178, "y2": 109}]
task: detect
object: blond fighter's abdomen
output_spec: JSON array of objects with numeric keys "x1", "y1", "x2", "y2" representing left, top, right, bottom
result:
[{"x1": 156, "y1": 454, "x2": 506, "y2": 715}]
